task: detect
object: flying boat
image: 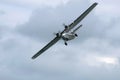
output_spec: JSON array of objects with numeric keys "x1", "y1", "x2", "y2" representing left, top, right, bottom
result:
[{"x1": 32, "y1": 2, "x2": 98, "y2": 59}]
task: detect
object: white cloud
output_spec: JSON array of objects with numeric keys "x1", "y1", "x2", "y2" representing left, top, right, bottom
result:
[
  {"x1": 84, "y1": 55, "x2": 119, "y2": 67},
  {"x1": 0, "y1": 0, "x2": 69, "y2": 8},
  {"x1": 0, "y1": 0, "x2": 70, "y2": 27},
  {"x1": 0, "y1": 3, "x2": 32, "y2": 27},
  {"x1": 105, "y1": 21, "x2": 120, "y2": 41},
  {"x1": 74, "y1": 38, "x2": 120, "y2": 69},
  {"x1": 90, "y1": 0, "x2": 120, "y2": 22},
  {"x1": 97, "y1": 57, "x2": 119, "y2": 65}
]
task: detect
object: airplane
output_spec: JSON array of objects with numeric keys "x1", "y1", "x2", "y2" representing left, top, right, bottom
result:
[{"x1": 32, "y1": 2, "x2": 98, "y2": 59}]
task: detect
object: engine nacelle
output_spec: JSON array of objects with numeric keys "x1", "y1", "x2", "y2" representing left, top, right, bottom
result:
[
  {"x1": 55, "y1": 31, "x2": 61, "y2": 37},
  {"x1": 64, "y1": 25, "x2": 68, "y2": 29},
  {"x1": 63, "y1": 23, "x2": 68, "y2": 29}
]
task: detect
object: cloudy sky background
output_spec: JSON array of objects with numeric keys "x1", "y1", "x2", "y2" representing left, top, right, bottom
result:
[{"x1": 0, "y1": 0, "x2": 120, "y2": 80}]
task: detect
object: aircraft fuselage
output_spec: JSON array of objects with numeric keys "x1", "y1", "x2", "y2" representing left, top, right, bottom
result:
[{"x1": 62, "y1": 32, "x2": 76, "y2": 41}]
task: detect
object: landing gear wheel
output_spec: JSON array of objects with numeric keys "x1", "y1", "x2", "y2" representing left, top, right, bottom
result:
[
  {"x1": 75, "y1": 34, "x2": 78, "y2": 37},
  {"x1": 65, "y1": 42, "x2": 67, "y2": 46}
]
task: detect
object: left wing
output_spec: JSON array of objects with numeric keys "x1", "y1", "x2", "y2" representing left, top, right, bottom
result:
[
  {"x1": 32, "y1": 36, "x2": 61, "y2": 59},
  {"x1": 65, "y1": 2, "x2": 98, "y2": 32}
]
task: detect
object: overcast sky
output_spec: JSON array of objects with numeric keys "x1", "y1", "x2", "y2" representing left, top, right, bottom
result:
[{"x1": 0, "y1": 0, "x2": 120, "y2": 80}]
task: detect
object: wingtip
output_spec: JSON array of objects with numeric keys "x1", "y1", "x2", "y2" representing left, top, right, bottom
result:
[
  {"x1": 31, "y1": 56, "x2": 36, "y2": 60},
  {"x1": 94, "y1": 2, "x2": 98, "y2": 5}
]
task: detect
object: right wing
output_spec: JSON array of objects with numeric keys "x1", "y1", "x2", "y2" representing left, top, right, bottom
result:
[
  {"x1": 32, "y1": 36, "x2": 61, "y2": 59},
  {"x1": 65, "y1": 2, "x2": 98, "y2": 32}
]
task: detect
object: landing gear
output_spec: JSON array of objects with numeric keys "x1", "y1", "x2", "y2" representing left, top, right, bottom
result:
[
  {"x1": 64, "y1": 40, "x2": 68, "y2": 46},
  {"x1": 65, "y1": 42, "x2": 67, "y2": 46},
  {"x1": 75, "y1": 34, "x2": 78, "y2": 37}
]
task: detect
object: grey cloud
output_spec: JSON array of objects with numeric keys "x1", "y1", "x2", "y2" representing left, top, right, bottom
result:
[
  {"x1": 16, "y1": 0, "x2": 120, "y2": 45},
  {"x1": 17, "y1": 7, "x2": 63, "y2": 42},
  {"x1": 104, "y1": 18, "x2": 120, "y2": 45},
  {"x1": 0, "y1": 10, "x2": 5, "y2": 15},
  {"x1": 16, "y1": 0, "x2": 96, "y2": 42},
  {"x1": 14, "y1": 1, "x2": 120, "y2": 79},
  {"x1": 0, "y1": 36, "x2": 120, "y2": 80},
  {"x1": 0, "y1": 26, "x2": 7, "y2": 39}
]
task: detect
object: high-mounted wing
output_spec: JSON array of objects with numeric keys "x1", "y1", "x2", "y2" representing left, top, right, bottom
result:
[
  {"x1": 32, "y1": 36, "x2": 61, "y2": 59},
  {"x1": 31, "y1": 2, "x2": 98, "y2": 59},
  {"x1": 65, "y1": 2, "x2": 98, "y2": 32}
]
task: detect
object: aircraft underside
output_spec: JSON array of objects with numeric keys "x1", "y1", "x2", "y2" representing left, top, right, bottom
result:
[{"x1": 31, "y1": 2, "x2": 98, "y2": 59}]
